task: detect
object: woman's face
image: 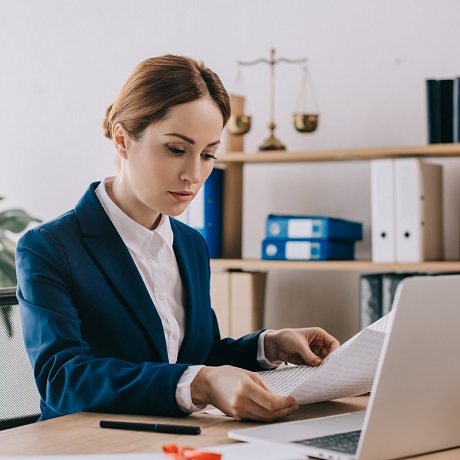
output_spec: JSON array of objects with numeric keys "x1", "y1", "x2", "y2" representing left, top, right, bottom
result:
[{"x1": 113, "y1": 97, "x2": 224, "y2": 229}]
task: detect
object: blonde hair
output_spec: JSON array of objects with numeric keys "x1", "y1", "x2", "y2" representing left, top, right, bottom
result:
[{"x1": 103, "y1": 54, "x2": 230, "y2": 141}]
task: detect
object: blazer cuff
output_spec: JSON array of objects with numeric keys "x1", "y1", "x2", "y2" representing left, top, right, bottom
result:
[{"x1": 175, "y1": 365, "x2": 206, "y2": 413}]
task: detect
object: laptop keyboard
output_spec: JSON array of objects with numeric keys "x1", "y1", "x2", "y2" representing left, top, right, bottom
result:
[{"x1": 294, "y1": 430, "x2": 361, "y2": 454}]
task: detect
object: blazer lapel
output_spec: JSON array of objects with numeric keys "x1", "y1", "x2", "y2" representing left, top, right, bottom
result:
[
  {"x1": 172, "y1": 220, "x2": 202, "y2": 363},
  {"x1": 74, "y1": 183, "x2": 168, "y2": 362}
]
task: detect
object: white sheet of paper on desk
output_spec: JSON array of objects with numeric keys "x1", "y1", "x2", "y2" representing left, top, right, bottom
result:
[
  {"x1": 259, "y1": 312, "x2": 392, "y2": 405},
  {"x1": 0, "y1": 444, "x2": 305, "y2": 460},
  {"x1": 0, "y1": 455, "x2": 167, "y2": 460},
  {"x1": 202, "y1": 442, "x2": 305, "y2": 459}
]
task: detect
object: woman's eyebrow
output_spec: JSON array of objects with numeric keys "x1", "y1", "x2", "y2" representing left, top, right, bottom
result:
[
  {"x1": 164, "y1": 133, "x2": 195, "y2": 144},
  {"x1": 164, "y1": 132, "x2": 220, "y2": 147}
]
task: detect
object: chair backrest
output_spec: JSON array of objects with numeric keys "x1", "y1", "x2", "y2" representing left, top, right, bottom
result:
[{"x1": 0, "y1": 287, "x2": 41, "y2": 429}]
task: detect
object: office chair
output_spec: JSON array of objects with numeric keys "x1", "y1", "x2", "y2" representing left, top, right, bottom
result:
[{"x1": 0, "y1": 287, "x2": 41, "y2": 430}]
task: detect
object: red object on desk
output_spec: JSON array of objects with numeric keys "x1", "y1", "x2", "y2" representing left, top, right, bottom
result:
[{"x1": 163, "y1": 444, "x2": 222, "y2": 460}]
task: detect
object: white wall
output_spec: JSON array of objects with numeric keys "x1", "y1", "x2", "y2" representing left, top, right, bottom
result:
[{"x1": 1, "y1": 0, "x2": 459, "y2": 341}]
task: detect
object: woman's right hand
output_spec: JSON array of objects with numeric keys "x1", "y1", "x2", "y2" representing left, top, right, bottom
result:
[{"x1": 190, "y1": 365, "x2": 298, "y2": 422}]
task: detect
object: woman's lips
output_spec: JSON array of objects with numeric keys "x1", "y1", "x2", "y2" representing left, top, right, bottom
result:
[{"x1": 170, "y1": 191, "x2": 194, "y2": 202}]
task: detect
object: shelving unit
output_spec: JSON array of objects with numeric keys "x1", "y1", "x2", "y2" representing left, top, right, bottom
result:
[
  {"x1": 210, "y1": 143, "x2": 460, "y2": 338},
  {"x1": 214, "y1": 143, "x2": 460, "y2": 269}
]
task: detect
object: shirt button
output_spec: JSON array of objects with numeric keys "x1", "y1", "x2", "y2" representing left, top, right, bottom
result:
[{"x1": 157, "y1": 293, "x2": 164, "y2": 300}]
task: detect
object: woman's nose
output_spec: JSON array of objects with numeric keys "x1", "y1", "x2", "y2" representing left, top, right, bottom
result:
[{"x1": 180, "y1": 156, "x2": 201, "y2": 184}]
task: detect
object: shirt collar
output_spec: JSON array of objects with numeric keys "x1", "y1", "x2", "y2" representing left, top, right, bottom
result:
[{"x1": 95, "y1": 177, "x2": 174, "y2": 258}]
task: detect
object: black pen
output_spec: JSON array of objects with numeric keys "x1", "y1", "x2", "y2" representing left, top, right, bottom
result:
[{"x1": 99, "y1": 420, "x2": 201, "y2": 435}]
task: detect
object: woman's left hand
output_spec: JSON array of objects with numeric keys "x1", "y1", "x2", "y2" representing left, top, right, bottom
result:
[{"x1": 264, "y1": 327, "x2": 340, "y2": 366}]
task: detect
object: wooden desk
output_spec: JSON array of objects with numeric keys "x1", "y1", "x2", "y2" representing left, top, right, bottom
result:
[{"x1": 0, "y1": 396, "x2": 458, "y2": 458}]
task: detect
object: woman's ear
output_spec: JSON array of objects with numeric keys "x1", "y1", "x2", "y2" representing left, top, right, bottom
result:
[{"x1": 113, "y1": 123, "x2": 128, "y2": 159}]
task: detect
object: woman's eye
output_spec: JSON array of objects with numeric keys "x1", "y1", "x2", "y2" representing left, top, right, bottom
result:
[
  {"x1": 167, "y1": 146, "x2": 186, "y2": 155},
  {"x1": 202, "y1": 153, "x2": 217, "y2": 161}
]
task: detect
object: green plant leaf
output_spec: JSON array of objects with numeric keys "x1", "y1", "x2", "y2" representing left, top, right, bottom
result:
[
  {"x1": 0, "y1": 239, "x2": 16, "y2": 266},
  {"x1": 0, "y1": 249, "x2": 17, "y2": 284},
  {"x1": 0, "y1": 200, "x2": 39, "y2": 335},
  {"x1": 0, "y1": 235, "x2": 17, "y2": 254},
  {"x1": 0, "y1": 209, "x2": 40, "y2": 233},
  {"x1": 0, "y1": 269, "x2": 15, "y2": 288}
]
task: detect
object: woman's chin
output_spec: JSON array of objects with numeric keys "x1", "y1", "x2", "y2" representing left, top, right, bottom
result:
[{"x1": 164, "y1": 203, "x2": 188, "y2": 218}]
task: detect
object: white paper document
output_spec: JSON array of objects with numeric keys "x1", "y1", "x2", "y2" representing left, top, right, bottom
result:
[
  {"x1": 0, "y1": 443, "x2": 305, "y2": 460},
  {"x1": 259, "y1": 313, "x2": 392, "y2": 405},
  {"x1": 0, "y1": 456, "x2": 166, "y2": 460},
  {"x1": 203, "y1": 442, "x2": 305, "y2": 459}
]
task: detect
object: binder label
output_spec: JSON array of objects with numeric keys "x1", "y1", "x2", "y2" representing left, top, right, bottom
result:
[
  {"x1": 288, "y1": 219, "x2": 314, "y2": 238},
  {"x1": 286, "y1": 241, "x2": 312, "y2": 259}
]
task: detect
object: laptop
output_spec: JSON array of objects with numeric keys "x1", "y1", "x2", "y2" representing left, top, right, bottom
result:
[{"x1": 229, "y1": 275, "x2": 460, "y2": 459}]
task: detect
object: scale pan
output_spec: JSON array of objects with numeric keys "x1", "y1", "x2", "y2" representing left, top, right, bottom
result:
[
  {"x1": 227, "y1": 114, "x2": 252, "y2": 135},
  {"x1": 294, "y1": 113, "x2": 319, "y2": 133}
]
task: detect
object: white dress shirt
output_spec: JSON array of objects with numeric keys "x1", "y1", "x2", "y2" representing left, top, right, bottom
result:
[{"x1": 95, "y1": 177, "x2": 278, "y2": 413}]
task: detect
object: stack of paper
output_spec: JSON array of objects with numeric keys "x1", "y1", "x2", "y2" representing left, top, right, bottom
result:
[{"x1": 258, "y1": 314, "x2": 392, "y2": 405}]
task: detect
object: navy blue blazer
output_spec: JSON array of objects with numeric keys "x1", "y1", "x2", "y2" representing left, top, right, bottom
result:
[{"x1": 16, "y1": 182, "x2": 264, "y2": 421}]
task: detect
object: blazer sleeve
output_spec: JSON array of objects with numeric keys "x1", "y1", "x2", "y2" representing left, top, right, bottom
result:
[
  {"x1": 16, "y1": 226, "x2": 190, "y2": 419},
  {"x1": 206, "y1": 309, "x2": 266, "y2": 371}
]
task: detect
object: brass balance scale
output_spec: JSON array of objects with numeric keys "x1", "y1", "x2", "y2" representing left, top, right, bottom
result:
[{"x1": 227, "y1": 48, "x2": 320, "y2": 151}]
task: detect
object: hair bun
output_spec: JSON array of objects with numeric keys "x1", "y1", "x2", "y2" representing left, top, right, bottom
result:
[{"x1": 102, "y1": 104, "x2": 114, "y2": 139}]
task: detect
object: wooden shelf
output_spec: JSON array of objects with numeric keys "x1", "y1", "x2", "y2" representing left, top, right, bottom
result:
[
  {"x1": 216, "y1": 143, "x2": 460, "y2": 165},
  {"x1": 210, "y1": 259, "x2": 460, "y2": 272}
]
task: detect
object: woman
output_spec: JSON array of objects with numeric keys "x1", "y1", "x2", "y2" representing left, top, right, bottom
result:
[{"x1": 16, "y1": 54, "x2": 339, "y2": 422}]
